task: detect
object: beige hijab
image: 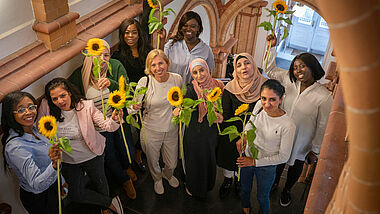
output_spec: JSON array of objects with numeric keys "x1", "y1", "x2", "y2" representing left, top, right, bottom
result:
[
  {"x1": 81, "y1": 39, "x2": 110, "y2": 94},
  {"x1": 224, "y1": 53, "x2": 266, "y2": 103}
]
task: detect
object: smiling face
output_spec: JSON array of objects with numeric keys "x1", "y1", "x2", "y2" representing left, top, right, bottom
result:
[
  {"x1": 124, "y1": 24, "x2": 139, "y2": 48},
  {"x1": 181, "y1": 18, "x2": 200, "y2": 41},
  {"x1": 13, "y1": 97, "x2": 37, "y2": 131},
  {"x1": 50, "y1": 85, "x2": 72, "y2": 111},
  {"x1": 260, "y1": 88, "x2": 282, "y2": 116},
  {"x1": 150, "y1": 56, "x2": 169, "y2": 81},
  {"x1": 99, "y1": 48, "x2": 110, "y2": 70},
  {"x1": 236, "y1": 57, "x2": 253, "y2": 80},
  {"x1": 293, "y1": 59, "x2": 314, "y2": 85},
  {"x1": 191, "y1": 65, "x2": 208, "y2": 84}
]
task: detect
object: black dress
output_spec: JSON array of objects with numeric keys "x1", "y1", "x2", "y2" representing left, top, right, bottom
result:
[
  {"x1": 216, "y1": 90, "x2": 257, "y2": 171},
  {"x1": 183, "y1": 83, "x2": 218, "y2": 197}
]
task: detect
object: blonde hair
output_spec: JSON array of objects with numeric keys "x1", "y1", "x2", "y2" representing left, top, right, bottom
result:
[{"x1": 144, "y1": 49, "x2": 170, "y2": 75}]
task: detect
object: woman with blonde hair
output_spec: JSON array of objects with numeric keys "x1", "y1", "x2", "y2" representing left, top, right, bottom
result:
[{"x1": 130, "y1": 49, "x2": 182, "y2": 195}]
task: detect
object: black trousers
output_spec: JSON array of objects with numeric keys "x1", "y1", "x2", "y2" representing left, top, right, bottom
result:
[
  {"x1": 20, "y1": 181, "x2": 60, "y2": 214},
  {"x1": 274, "y1": 159, "x2": 305, "y2": 191}
]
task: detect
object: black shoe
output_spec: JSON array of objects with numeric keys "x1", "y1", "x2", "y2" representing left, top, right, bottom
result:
[
  {"x1": 270, "y1": 182, "x2": 279, "y2": 193},
  {"x1": 234, "y1": 176, "x2": 241, "y2": 195},
  {"x1": 280, "y1": 189, "x2": 292, "y2": 207},
  {"x1": 219, "y1": 177, "x2": 233, "y2": 199}
]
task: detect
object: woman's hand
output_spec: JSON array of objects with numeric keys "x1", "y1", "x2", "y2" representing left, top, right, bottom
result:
[
  {"x1": 97, "y1": 78, "x2": 111, "y2": 90},
  {"x1": 48, "y1": 144, "x2": 61, "y2": 170},
  {"x1": 236, "y1": 135, "x2": 247, "y2": 154},
  {"x1": 112, "y1": 109, "x2": 123, "y2": 122},
  {"x1": 132, "y1": 103, "x2": 142, "y2": 110},
  {"x1": 266, "y1": 34, "x2": 277, "y2": 47},
  {"x1": 173, "y1": 107, "x2": 181, "y2": 117},
  {"x1": 306, "y1": 151, "x2": 318, "y2": 164},
  {"x1": 215, "y1": 112, "x2": 223, "y2": 123},
  {"x1": 237, "y1": 156, "x2": 255, "y2": 167},
  {"x1": 62, "y1": 182, "x2": 69, "y2": 197}
]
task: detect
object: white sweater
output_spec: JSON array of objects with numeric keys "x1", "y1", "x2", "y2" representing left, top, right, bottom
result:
[
  {"x1": 244, "y1": 102, "x2": 296, "y2": 167},
  {"x1": 264, "y1": 48, "x2": 333, "y2": 165}
]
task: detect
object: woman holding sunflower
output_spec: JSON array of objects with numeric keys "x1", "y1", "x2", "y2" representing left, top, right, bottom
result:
[
  {"x1": 39, "y1": 78, "x2": 122, "y2": 214},
  {"x1": 69, "y1": 39, "x2": 138, "y2": 200},
  {"x1": 130, "y1": 49, "x2": 182, "y2": 195},
  {"x1": 216, "y1": 53, "x2": 267, "y2": 199},
  {"x1": 174, "y1": 58, "x2": 224, "y2": 197},
  {"x1": 1, "y1": 91, "x2": 64, "y2": 214}
]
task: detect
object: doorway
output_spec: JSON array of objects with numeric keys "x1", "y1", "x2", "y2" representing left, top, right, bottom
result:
[{"x1": 275, "y1": 3, "x2": 330, "y2": 70}]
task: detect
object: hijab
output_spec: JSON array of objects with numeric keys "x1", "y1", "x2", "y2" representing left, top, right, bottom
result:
[
  {"x1": 224, "y1": 53, "x2": 266, "y2": 103},
  {"x1": 81, "y1": 39, "x2": 110, "y2": 95},
  {"x1": 191, "y1": 58, "x2": 224, "y2": 123}
]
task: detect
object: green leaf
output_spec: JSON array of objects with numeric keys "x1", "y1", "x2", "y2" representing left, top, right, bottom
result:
[
  {"x1": 180, "y1": 108, "x2": 194, "y2": 127},
  {"x1": 165, "y1": 8, "x2": 176, "y2": 16},
  {"x1": 171, "y1": 115, "x2": 180, "y2": 125},
  {"x1": 162, "y1": 11, "x2": 169, "y2": 16},
  {"x1": 148, "y1": 8, "x2": 158, "y2": 22},
  {"x1": 225, "y1": 116, "x2": 243, "y2": 123},
  {"x1": 265, "y1": 8, "x2": 277, "y2": 17},
  {"x1": 125, "y1": 100, "x2": 139, "y2": 108},
  {"x1": 129, "y1": 82, "x2": 138, "y2": 87},
  {"x1": 149, "y1": 22, "x2": 161, "y2": 34},
  {"x1": 207, "y1": 109, "x2": 217, "y2": 127},
  {"x1": 283, "y1": 17, "x2": 292, "y2": 25},
  {"x1": 256, "y1": 21, "x2": 273, "y2": 31},
  {"x1": 107, "y1": 61, "x2": 112, "y2": 76},
  {"x1": 285, "y1": 10, "x2": 296, "y2": 14},
  {"x1": 246, "y1": 127, "x2": 256, "y2": 145},
  {"x1": 282, "y1": 27, "x2": 289, "y2": 40},
  {"x1": 148, "y1": 16, "x2": 159, "y2": 23},
  {"x1": 215, "y1": 98, "x2": 223, "y2": 114},
  {"x1": 181, "y1": 85, "x2": 187, "y2": 96},
  {"x1": 220, "y1": 125, "x2": 241, "y2": 141},
  {"x1": 105, "y1": 102, "x2": 110, "y2": 112},
  {"x1": 136, "y1": 87, "x2": 147, "y2": 96},
  {"x1": 126, "y1": 114, "x2": 140, "y2": 129},
  {"x1": 59, "y1": 137, "x2": 72, "y2": 154},
  {"x1": 182, "y1": 98, "x2": 195, "y2": 108},
  {"x1": 192, "y1": 99, "x2": 204, "y2": 108},
  {"x1": 250, "y1": 146, "x2": 259, "y2": 159}
]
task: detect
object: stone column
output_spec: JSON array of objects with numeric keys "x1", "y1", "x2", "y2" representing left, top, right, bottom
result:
[{"x1": 31, "y1": 0, "x2": 79, "y2": 50}]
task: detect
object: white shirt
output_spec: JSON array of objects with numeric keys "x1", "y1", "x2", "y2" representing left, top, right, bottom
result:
[
  {"x1": 131, "y1": 73, "x2": 183, "y2": 132},
  {"x1": 264, "y1": 48, "x2": 333, "y2": 165},
  {"x1": 244, "y1": 102, "x2": 296, "y2": 167},
  {"x1": 58, "y1": 109, "x2": 97, "y2": 164},
  {"x1": 164, "y1": 39, "x2": 215, "y2": 85}
]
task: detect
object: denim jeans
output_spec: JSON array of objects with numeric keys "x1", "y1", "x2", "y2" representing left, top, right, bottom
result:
[{"x1": 240, "y1": 165, "x2": 276, "y2": 214}]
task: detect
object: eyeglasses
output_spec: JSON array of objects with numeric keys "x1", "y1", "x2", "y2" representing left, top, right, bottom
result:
[{"x1": 13, "y1": 105, "x2": 37, "y2": 114}]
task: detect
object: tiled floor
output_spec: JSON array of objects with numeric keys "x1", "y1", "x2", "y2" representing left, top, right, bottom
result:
[{"x1": 117, "y1": 162, "x2": 310, "y2": 214}]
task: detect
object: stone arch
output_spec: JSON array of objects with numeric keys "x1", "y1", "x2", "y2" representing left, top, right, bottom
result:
[{"x1": 167, "y1": 0, "x2": 219, "y2": 47}]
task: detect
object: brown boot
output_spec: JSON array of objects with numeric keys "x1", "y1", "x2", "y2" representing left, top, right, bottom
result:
[
  {"x1": 126, "y1": 168, "x2": 137, "y2": 182},
  {"x1": 122, "y1": 179, "x2": 136, "y2": 199}
]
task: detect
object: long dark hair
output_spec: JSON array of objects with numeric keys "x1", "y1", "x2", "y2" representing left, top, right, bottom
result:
[
  {"x1": 1, "y1": 91, "x2": 37, "y2": 171},
  {"x1": 118, "y1": 18, "x2": 152, "y2": 67},
  {"x1": 260, "y1": 79, "x2": 285, "y2": 99},
  {"x1": 169, "y1": 11, "x2": 203, "y2": 46},
  {"x1": 289, "y1": 53, "x2": 325, "y2": 83},
  {"x1": 44, "y1": 78, "x2": 85, "y2": 122}
]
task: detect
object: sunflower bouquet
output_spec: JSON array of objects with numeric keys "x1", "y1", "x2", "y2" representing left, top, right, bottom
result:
[
  {"x1": 38, "y1": 115, "x2": 72, "y2": 214},
  {"x1": 203, "y1": 87, "x2": 223, "y2": 133},
  {"x1": 220, "y1": 104, "x2": 258, "y2": 181},
  {"x1": 167, "y1": 86, "x2": 204, "y2": 159},
  {"x1": 257, "y1": 0, "x2": 295, "y2": 69},
  {"x1": 147, "y1": 0, "x2": 176, "y2": 49},
  {"x1": 82, "y1": 38, "x2": 113, "y2": 120}
]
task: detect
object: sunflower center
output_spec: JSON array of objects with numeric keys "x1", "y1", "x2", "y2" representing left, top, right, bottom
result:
[
  {"x1": 276, "y1": 4, "x2": 285, "y2": 11},
  {"x1": 44, "y1": 122, "x2": 53, "y2": 131},
  {"x1": 112, "y1": 95, "x2": 121, "y2": 104},
  {"x1": 172, "y1": 92, "x2": 179, "y2": 101},
  {"x1": 210, "y1": 91, "x2": 217, "y2": 98},
  {"x1": 92, "y1": 43, "x2": 100, "y2": 51}
]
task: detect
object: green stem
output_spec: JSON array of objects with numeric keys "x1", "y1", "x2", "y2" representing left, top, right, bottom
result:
[
  {"x1": 217, "y1": 123, "x2": 221, "y2": 135},
  {"x1": 119, "y1": 115, "x2": 132, "y2": 164},
  {"x1": 57, "y1": 152, "x2": 62, "y2": 214},
  {"x1": 238, "y1": 113, "x2": 248, "y2": 182},
  {"x1": 100, "y1": 89, "x2": 106, "y2": 120},
  {"x1": 264, "y1": 42, "x2": 272, "y2": 70},
  {"x1": 179, "y1": 119, "x2": 183, "y2": 159},
  {"x1": 157, "y1": 0, "x2": 163, "y2": 49}
]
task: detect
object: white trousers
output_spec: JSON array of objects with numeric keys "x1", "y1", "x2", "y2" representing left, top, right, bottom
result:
[{"x1": 140, "y1": 127, "x2": 178, "y2": 182}]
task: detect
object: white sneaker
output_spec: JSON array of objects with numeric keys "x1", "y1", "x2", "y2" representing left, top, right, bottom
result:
[
  {"x1": 162, "y1": 173, "x2": 179, "y2": 188},
  {"x1": 111, "y1": 196, "x2": 124, "y2": 214},
  {"x1": 154, "y1": 180, "x2": 164, "y2": 195}
]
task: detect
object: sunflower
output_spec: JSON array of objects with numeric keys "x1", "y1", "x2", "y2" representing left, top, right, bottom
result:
[
  {"x1": 273, "y1": 0, "x2": 288, "y2": 14},
  {"x1": 108, "y1": 90, "x2": 127, "y2": 110},
  {"x1": 234, "y1": 104, "x2": 249, "y2": 116},
  {"x1": 167, "y1": 87, "x2": 183, "y2": 106},
  {"x1": 38, "y1": 116, "x2": 57, "y2": 139},
  {"x1": 119, "y1": 75, "x2": 126, "y2": 94},
  {"x1": 86, "y1": 38, "x2": 105, "y2": 56},
  {"x1": 207, "y1": 87, "x2": 222, "y2": 102},
  {"x1": 147, "y1": 0, "x2": 158, "y2": 8}
]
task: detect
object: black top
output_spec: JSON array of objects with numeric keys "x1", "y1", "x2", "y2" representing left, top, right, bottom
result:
[
  {"x1": 112, "y1": 52, "x2": 146, "y2": 83},
  {"x1": 216, "y1": 89, "x2": 257, "y2": 171}
]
